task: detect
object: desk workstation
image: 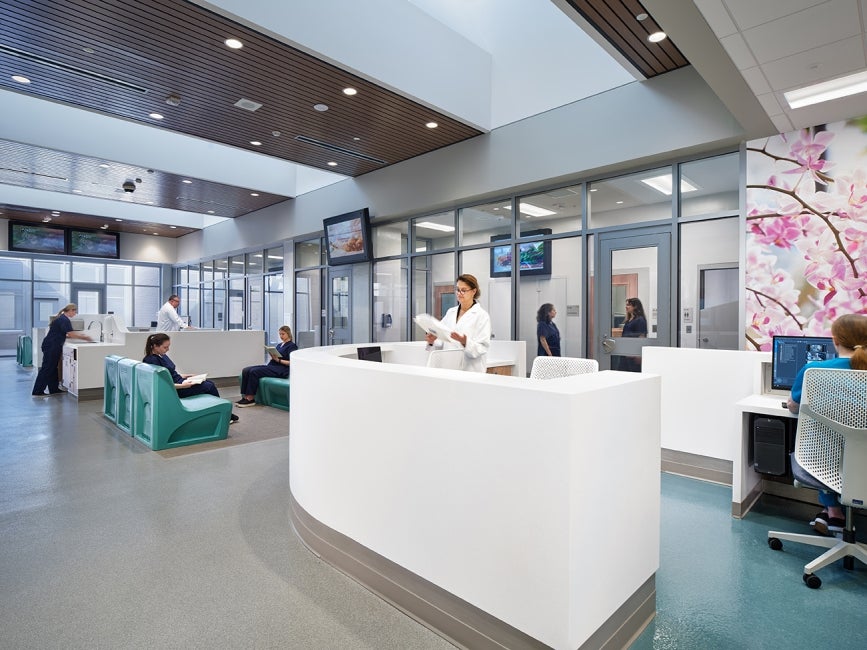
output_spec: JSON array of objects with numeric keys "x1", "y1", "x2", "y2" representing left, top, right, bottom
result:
[
  {"x1": 44, "y1": 314, "x2": 265, "y2": 399},
  {"x1": 289, "y1": 342, "x2": 661, "y2": 650}
]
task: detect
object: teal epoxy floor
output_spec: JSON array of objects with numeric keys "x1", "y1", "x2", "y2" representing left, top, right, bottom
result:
[
  {"x1": 631, "y1": 474, "x2": 866, "y2": 649},
  {"x1": 2, "y1": 359, "x2": 865, "y2": 648}
]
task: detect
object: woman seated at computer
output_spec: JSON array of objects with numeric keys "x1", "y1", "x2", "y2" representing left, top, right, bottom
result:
[
  {"x1": 143, "y1": 333, "x2": 239, "y2": 423},
  {"x1": 425, "y1": 273, "x2": 491, "y2": 373},
  {"x1": 236, "y1": 325, "x2": 297, "y2": 406},
  {"x1": 786, "y1": 313, "x2": 867, "y2": 534}
]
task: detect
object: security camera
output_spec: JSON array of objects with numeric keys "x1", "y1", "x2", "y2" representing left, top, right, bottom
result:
[{"x1": 122, "y1": 180, "x2": 136, "y2": 193}]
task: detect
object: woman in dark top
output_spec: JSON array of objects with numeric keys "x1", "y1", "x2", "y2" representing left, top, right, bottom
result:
[
  {"x1": 143, "y1": 333, "x2": 238, "y2": 423},
  {"x1": 32, "y1": 303, "x2": 92, "y2": 396},
  {"x1": 236, "y1": 325, "x2": 298, "y2": 406},
  {"x1": 618, "y1": 297, "x2": 647, "y2": 372},
  {"x1": 536, "y1": 303, "x2": 561, "y2": 357}
]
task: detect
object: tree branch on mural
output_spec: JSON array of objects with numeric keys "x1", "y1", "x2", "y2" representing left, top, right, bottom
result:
[{"x1": 748, "y1": 287, "x2": 804, "y2": 329}]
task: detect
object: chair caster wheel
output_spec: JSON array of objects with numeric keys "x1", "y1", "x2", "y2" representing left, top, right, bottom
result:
[
  {"x1": 803, "y1": 573, "x2": 821, "y2": 589},
  {"x1": 768, "y1": 537, "x2": 782, "y2": 551}
]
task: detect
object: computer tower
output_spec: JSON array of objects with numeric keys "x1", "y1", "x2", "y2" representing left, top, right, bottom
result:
[{"x1": 753, "y1": 417, "x2": 788, "y2": 475}]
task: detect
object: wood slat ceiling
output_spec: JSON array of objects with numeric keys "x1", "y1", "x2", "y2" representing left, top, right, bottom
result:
[
  {"x1": 564, "y1": 0, "x2": 688, "y2": 78},
  {"x1": 0, "y1": 0, "x2": 482, "y2": 177},
  {"x1": 0, "y1": 204, "x2": 198, "y2": 239}
]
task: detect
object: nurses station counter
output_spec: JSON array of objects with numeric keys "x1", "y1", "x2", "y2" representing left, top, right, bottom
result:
[
  {"x1": 56, "y1": 315, "x2": 264, "y2": 399},
  {"x1": 289, "y1": 342, "x2": 661, "y2": 650}
]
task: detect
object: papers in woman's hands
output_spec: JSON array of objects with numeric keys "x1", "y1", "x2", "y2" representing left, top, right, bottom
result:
[
  {"x1": 414, "y1": 313, "x2": 453, "y2": 343},
  {"x1": 265, "y1": 345, "x2": 280, "y2": 358},
  {"x1": 186, "y1": 373, "x2": 207, "y2": 385}
]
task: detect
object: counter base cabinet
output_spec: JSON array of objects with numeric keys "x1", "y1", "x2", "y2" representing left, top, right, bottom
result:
[{"x1": 62, "y1": 347, "x2": 77, "y2": 396}]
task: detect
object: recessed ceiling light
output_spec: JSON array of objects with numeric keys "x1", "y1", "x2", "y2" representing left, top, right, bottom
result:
[
  {"x1": 72, "y1": 189, "x2": 82, "y2": 193},
  {"x1": 416, "y1": 221, "x2": 455, "y2": 232},
  {"x1": 343, "y1": 87, "x2": 357, "y2": 96},
  {"x1": 42, "y1": 217, "x2": 51, "y2": 222},
  {"x1": 83, "y1": 47, "x2": 94, "y2": 54},
  {"x1": 207, "y1": 210, "x2": 215, "y2": 214},
  {"x1": 250, "y1": 140, "x2": 262, "y2": 146},
  {"x1": 100, "y1": 224, "x2": 109, "y2": 229},
  {"x1": 314, "y1": 103, "x2": 329, "y2": 112},
  {"x1": 353, "y1": 137, "x2": 360, "y2": 141},
  {"x1": 589, "y1": 188, "x2": 598, "y2": 192},
  {"x1": 11, "y1": 75, "x2": 30, "y2": 84},
  {"x1": 250, "y1": 192, "x2": 259, "y2": 197},
  {"x1": 502, "y1": 202, "x2": 556, "y2": 217},
  {"x1": 616, "y1": 200, "x2": 624, "y2": 204},
  {"x1": 641, "y1": 174, "x2": 698, "y2": 195},
  {"x1": 153, "y1": 232, "x2": 159, "y2": 235},
  {"x1": 327, "y1": 161, "x2": 337, "y2": 166},
  {"x1": 272, "y1": 130, "x2": 281, "y2": 137},
  {"x1": 51, "y1": 211, "x2": 60, "y2": 215},
  {"x1": 182, "y1": 179, "x2": 192, "y2": 184},
  {"x1": 115, "y1": 218, "x2": 123, "y2": 222},
  {"x1": 99, "y1": 163, "x2": 110, "y2": 169},
  {"x1": 426, "y1": 121, "x2": 438, "y2": 129},
  {"x1": 149, "y1": 112, "x2": 164, "y2": 120},
  {"x1": 785, "y1": 69, "x2": 867, "y2": 108},
  {"x1": 225, "y1": 38, "x2": 243, "y2": 49},
  {"x1": 648, "y1": 32, "x2": 667, "y2": 43},
  {"x1": 146, "y1": 201, "x2": 154, "y2": 205},
  {"x1": 636, "y1": 13, "x2": 648, "y2": 21},
  {"x1": 170, "y1": 225, "x2": 177, "y2": 229}
]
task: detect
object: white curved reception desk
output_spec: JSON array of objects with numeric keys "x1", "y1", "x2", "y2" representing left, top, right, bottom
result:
[{"x1": 289, "y1": 343, "x2": 661, "y2": 650}]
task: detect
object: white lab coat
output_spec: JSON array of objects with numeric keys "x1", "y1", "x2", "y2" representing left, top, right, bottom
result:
[
  {"x1": 157, "y1": 301, "x2": 187, "y2": 331},
  {"x1": 430, "y1": 302, "x2": 491, "y2": 372}
]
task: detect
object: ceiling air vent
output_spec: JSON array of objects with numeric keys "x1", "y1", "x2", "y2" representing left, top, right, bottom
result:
[{"x1": 234, "y1": 98, "x2": 263, "y2": 112}]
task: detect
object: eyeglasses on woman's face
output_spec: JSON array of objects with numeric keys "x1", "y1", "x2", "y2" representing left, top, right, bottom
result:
[{"x1": 455, "y1": 286, "x2": 474, "y2": 295}]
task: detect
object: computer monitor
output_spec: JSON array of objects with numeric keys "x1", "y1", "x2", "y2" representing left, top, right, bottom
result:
[
  {"x1": 356, "y1": 346, "x2": 383, "y2": 362},
  {"x1": 771, "y1": 335, "x2": 838, "y2": 391}
]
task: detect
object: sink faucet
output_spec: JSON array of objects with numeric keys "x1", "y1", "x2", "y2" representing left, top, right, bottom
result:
[{"x1": 88, "y1": 320, "x2": 103, "y2": 342}]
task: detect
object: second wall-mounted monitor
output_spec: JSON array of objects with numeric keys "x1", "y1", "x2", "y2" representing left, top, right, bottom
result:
[
  {"x1": 324, "y1": 208, "x2": 372, "y2": 266},
  {"x1": 490, "y1": 228, "x2": 552, "y2": 278},
  {"x1": 68, "y1": 229, "x2": 120, "y2": 259}
]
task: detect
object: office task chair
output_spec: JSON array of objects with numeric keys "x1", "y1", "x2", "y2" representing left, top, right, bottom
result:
[
  {"x1": 530, "y1": 356, "x2": 598, "y2": 379},
  {"x1": 768, "y1": 368, "x2": 867, "y2": 589},
  {"x1": 426, "y1": 348, "x2": 466, "y2": 370}
]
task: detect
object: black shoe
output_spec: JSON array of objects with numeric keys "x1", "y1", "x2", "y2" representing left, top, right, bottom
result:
[
  {"x1": 32, "y1": 391, "x2": 47, "y2": 396},
  {"x1": 236, "y1": 398, "x2": 256, "y2": 407},
  {"x1": 48, "y1": 388, "x2": 66, "y2": 395},
  {"x1": 230, "y1": 413, "x2": 239, "y2": 424}
]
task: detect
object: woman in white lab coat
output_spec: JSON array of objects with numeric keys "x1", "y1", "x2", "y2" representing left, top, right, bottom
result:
[{"x1": 425, "y1": 274, "x2": 492, "y2": 372}]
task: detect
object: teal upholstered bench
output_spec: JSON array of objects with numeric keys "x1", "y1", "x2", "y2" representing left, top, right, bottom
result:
[
  {"x1": 132, "y1": 363, "x2": 231, "y2": 450},
  {"x1": 256, "y1": 377, "x2": 290, "y2": 412}
]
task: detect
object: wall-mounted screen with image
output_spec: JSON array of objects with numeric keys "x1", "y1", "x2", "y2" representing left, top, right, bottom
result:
[
  {"x1": 9, "y1": 222, "x2": 68, "y2": 254},
  {"x1": 324, "y1": 208, "x2": 372, "y2": 266},
  {"x1": 68, "y1": 229, "x2": 120, "y2": 259},
  {"x1": 490, "y1": 228, "x2": 552, "y2": 278}
]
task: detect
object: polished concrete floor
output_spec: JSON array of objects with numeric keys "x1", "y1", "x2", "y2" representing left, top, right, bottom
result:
[{"x1": 1, "y1": 358, "x2": 865, "y2": 649}]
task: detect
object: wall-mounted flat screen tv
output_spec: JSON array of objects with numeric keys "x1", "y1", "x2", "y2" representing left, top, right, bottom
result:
[
  {"x1": 68, "y1": 229, "x2": 120, "y2": 259},
  {"x1": 9, "y1": 222, "x2": 68, "y2": 255},
  {"x1": 324, "y1": 208, "x2": 372, "y2": 266},
  {"x1": 490, "y1": 228, "x2": 552, "y2": 278}
]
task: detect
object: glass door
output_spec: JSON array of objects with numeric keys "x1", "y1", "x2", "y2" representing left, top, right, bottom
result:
[
  {"x1": 594, "y1": 229, "x2": 671, "y2": 370},
  {"x1": 328, "y1": 268, "x2": 351, "y2": 345},
  {"x1": 71, "y1": 283, "x2": 105, "y2": 314}
]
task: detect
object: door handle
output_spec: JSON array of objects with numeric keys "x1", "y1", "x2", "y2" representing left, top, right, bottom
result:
[{"x1": 601, "y1": 337, "x2": 616, "y2": 354}]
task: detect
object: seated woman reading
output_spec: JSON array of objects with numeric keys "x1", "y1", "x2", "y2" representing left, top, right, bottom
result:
[
  {"x1": 143, "y1": 333, "x2": 239, "y2": 423},
  {"x1": 236, "y1": 325, "x2": 298, "y2": 406}
]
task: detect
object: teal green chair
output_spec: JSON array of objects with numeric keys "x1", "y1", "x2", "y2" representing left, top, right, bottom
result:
[
  {"x1": 17, "y1": 335, "x2": 33, "y2": 367},
  {"x1": 133, "y1": 363, "x2": 231, "y2": 450},
  {"x1": 103, "y1": 355, "x2": 124, "y2": 422},
  {"x1": 256, "y1": 377, "x2": 291, "y2": 412},
  {"x1": 116, "y1": 358, "x2": 139, "y2": 435}
]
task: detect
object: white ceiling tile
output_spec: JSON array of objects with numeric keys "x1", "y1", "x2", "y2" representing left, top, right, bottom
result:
[
  {"x1": 740, "y1": 66, "x2": 772, "y2": 94},
  {"x1": 761, "y1": 35, "x2": 866, "y2": 90},
  {"x1": 743, "y1": 0, "x2": 861, "y2": 64},
  {"x1": 722, "y1": 0, "x2": 825, "y2": 31},
  {"x1": 756, "y1": 92, "x2": 784, "y2": 115},
  {"x1": 720, "y1": 33, "x2": 757, "y2": 69},
  {"x1": 771, "y1": 113, "x2": 795, "y2": 134},
  {"x1": 693, "y1": 0, "x2": 738, "y2": 37}
]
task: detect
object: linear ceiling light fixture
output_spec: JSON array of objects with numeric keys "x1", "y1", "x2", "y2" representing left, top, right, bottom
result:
[
  {"x1": 503, "y1": 202, "x2": 557, "y2": 217},
  {"x1": 784, "y1": 69, "x2": 867, "y2": 109},
  {"x1": 416, "y1": 221, "x2": 455, "y2": 232},
  {"x1": 641, "y1": 175, "x2": 698, "y2": 195}
]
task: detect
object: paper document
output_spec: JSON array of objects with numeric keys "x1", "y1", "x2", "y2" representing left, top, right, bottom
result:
[
  {"x1": 414, "y1": 313, "x2": 453, "y2": 343},
  {"x1": 186, "y1": 373, "x2": 207, "y2": 385},
  {"x1": 264, "y1": 345, "x2": 280, "y2": 358}
]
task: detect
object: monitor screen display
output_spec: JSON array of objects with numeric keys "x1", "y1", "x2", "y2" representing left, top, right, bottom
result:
[
  {"x1": 68, "y1": 229, "x2": 120, "y2": 259},
  {"x1": 356, "y1": 346, "x2": 382, "y2": 362},
  {"x1": 490, "y1": 228, "x2": 552, "y2": 278},
  {"x1": 771, "y1": 335, "x2": 838, "y2": 391},
  {"x1": 9, "y1": 222, "x2": 67, "y2": 255},
  {"x1": 324, "y1": 208, "x2": 372, "y2": 266}
]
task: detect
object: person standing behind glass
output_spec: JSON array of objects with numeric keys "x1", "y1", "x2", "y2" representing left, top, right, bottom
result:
[
  {"x1": 157, "y1": 294, "x2": 194, "y2": 331},
  {"x1": 536, "y1": 303, "x2": 560, "y2": 357},
  {"x1": 618, "y1": 297, "x2": 647, "y2": 372},
  {"x1": 425, "y1": 274, "x2": 492, "y2": 373},
  {"x1": 32, "y1": 303, "x2": 92, "y2": 396}
]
